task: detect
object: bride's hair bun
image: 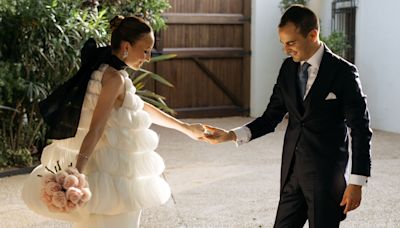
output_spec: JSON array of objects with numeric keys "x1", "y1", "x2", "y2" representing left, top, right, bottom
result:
[
  {"x1": 110, "y1": 15, "x2": 125, "y2": 31},
  {"x1": 110, "y1": 15, "x2": 153, "y2": 51}
]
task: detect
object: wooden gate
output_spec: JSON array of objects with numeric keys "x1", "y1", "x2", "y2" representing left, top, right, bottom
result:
[{"x1": 149, "y1": 0, "x2": 251, "y2": 118}]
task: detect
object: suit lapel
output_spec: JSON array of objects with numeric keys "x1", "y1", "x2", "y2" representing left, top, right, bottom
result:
[{"x1": 303, "y1": 46, "x2": 337, "y2": 118}]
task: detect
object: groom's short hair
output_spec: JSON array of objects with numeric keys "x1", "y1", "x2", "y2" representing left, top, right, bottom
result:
[{"x1": 279, "y1": 4, "x2": 319, "y2": 37}]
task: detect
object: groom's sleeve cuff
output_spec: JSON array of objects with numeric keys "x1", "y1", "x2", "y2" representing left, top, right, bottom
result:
[
  {"x1": 348, "y1": 174, "x2": 368, "y2": 186},
  {"x1": 231, "y1": 126, "x2": 251, "y2": 146}
]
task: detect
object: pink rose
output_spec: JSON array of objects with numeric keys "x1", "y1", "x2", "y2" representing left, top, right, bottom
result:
[
  {"x1": 51, "y1": 191, "x2": 67, "y2": 208},
  {"x1": 41, "y1": 174, "x2": 56, "y2": 186},
  {"x1": 63, "y1": 175, "x2": 79, "y2": 189},
  {"x1": 78, "y1": 200, "x2": 86, "y2": 207},
  {"x1": 65, "y1": 167, "x2": 80, "y2": 176},
  {"x1": 55, "y1": 171, "x2": 68, "y2": 185},
  {"x1": 39, "y1": 164, "x2": 93, "y2": 213},
  {"x1": 45, "y1": 181, "x2": 62, "y2": 196},
  {"x1": 40, "y1": 191, "x2": 52, "y2": 204},
  {"x1": 80, "y1": 188, "x2": 92, "y2": 203},
  {"x1": 65, "y1": 200, "x2": 78, "y2": 212},
  {"x1": 66, "y1": 187, "x2": 83, "y2": 204},
  {"x1": 77, "y1": 174, "x2": 88, "y2": 188}
]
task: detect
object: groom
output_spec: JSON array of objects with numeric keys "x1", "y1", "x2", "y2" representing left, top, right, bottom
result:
[{"x1": 204, "y1": 4, "x2": 372, "y2": 228}]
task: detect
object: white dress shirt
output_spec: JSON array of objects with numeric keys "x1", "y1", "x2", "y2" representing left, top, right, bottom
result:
[
  {"x1": 302, "y1": 43, "x2": 324, "y2": 99},
  {"x1": 232, "y1": 43, "x2": 367, "y2": 186}
]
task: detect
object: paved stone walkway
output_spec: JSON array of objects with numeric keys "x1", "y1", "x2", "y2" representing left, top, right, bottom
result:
[{"x1": 1, "y1": 117, "x2": 399, "y2": 227}]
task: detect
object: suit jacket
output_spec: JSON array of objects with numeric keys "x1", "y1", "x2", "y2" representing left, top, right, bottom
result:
[{"x1": 247, "y1": 45, "x2": 372, "y2": 191}]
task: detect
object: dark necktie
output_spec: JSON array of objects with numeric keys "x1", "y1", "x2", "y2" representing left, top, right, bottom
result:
[{"x1": 298, "y1": 62, "x2": 310, "y2": 99}]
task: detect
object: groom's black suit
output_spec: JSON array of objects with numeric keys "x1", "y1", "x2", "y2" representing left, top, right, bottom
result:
[{"x1": 246, "y1": 45, "x2": 372, "y2": 227}]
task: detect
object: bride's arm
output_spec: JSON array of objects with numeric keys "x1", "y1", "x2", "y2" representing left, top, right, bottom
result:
[
  {"x1": 75, "y1": 71, "x2": 124, "y2": 172},
  {"x1": 143, "y1": 102, "x2": 205, "y2": 140}
]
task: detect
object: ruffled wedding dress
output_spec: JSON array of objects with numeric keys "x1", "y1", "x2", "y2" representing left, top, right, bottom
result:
[{"x1": 22, "y1": 64, "x2": 171, "y2": 227}]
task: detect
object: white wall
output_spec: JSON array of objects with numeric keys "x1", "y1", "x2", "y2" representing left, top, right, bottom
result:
[
  {"x1": 250, "y1": 0, "x2": 333, "y2": 117},
  {"x1": 251, "y1": 0, "x2": 400, "y2": 133},
  {"x1": 309, "y1": 0, "x2": 332, "y2": 37},
  {"x1": 355, "y1": 0, "x2": 400, "y2": 133},
  {"x1": 250, "y1": 0, "x2": 285, "y2": 116}
]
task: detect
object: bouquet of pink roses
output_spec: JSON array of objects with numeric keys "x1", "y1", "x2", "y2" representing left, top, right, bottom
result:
[{"x1": 38, "y1": 162, "x2": 91, "y2": 213}]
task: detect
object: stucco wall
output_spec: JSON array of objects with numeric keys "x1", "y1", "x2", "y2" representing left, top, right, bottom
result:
[
  {"x1": 354, "y1": 0, "x2": 400, "y2": 133},
  {"x1": 250, "y1": 0, "x2": 400, "y2": 133},
  {"x1": 250, "y1": 0, "x2": 285, "y2": 117}
]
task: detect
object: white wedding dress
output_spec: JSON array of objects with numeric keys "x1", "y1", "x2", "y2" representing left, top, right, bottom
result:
[{"x1": 22, "y1": 64, "x2": 171, "y2": 227}]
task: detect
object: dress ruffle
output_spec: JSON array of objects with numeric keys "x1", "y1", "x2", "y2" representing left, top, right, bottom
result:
[{"x1": 22, "y1": 64, "x2": 171, "y2": 222}]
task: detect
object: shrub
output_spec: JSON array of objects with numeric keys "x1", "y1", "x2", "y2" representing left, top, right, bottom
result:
[
  {"x1": 279, "y1": 0, "x2": 309, "y2": 12},
  {"x1": 100, "y1": 0, "x2": 171, "y2": 31},
  {"x1": 0, "y1": 148, "x2": 33, "y2": 168},
  {"x1": 0, "y1": 0, "x2": 172, "y2": 168},
  {"x1": 320, "y1": 31, "x2": 351, "y2": 57}
]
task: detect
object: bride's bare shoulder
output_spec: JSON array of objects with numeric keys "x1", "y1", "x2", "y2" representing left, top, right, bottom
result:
[{"x1": 101, "y1": 66, "x2": 124, "y2": 86}]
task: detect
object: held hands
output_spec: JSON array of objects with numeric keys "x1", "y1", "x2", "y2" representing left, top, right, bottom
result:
[
  {"x1": 182, "y1": 123, "x2": 208, "y2": 141},
  {"x1": 340, "y1": 184, "x2": 362, "y2": 214},
  {"x1": 202, "y1": 125, "x2": 236, "y2": 144},
  {"x1": 181, "y1": 123, "x2": 237, "y2": 144}
]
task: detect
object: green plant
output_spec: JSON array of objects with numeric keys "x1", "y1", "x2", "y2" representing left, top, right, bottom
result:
[
  {"x1": 0, "y1": 61, "x2": 45, "y2": 151},
  {"x1": 0, "y1": 0, "x2": 174, "y2": 168},
  {"x1": 10, "y1": 148, "x2": 33, "y2": 167},
  {"x1": 0, "y1": 105, "x2": 17, "y2": 112},
  {"x1": 0, "y1": 148, "x2": 33, "y2": 168},
  {"x1": 131, "y1": 54, "x2": 176, "y2": 114},
  {"x1": 279, "y1": 0, "x2": 309, "y2": 12},
  {"x1": 320, "y1": 31, "x2": 351, "y2": 57},
  {"x1": 0, "y1": 0, "x2": 107, "y2": 168},
  {"x1": 99, "y1": 0, "x2": 171, "y2": 32}
]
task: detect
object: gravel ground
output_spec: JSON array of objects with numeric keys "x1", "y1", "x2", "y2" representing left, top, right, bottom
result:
[{"x1": 1, "y1": 117, "x2": 399, "y2": 228}]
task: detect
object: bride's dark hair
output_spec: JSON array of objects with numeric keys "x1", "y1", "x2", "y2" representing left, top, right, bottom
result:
[{"x1": 109, "y1": 15, "x2": 153, "y2": 51}]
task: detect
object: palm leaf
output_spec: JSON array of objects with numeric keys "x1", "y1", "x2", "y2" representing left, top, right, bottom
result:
[
  {"x1": 0, "y1": 105, "x2": 19, "y2": 113},
  {"x1": 136, "y1": 90, "x2": 166, "y2": 100},
  {"x1": 139, "y1": 95, "x2": 176, "y2": 115},
  {"x1": 132, "y1": 71, "x2": 150, "y2": 85},
  {"x1": 150, "y1": 53, "x2": 177, "y2": 62},
  {"x1": 138, "y1": 69, "x2": 174, "y2": 87}
]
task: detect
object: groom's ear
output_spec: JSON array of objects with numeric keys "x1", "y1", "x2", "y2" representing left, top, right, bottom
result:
[{"x1": 308, "y1": 29, "x2": 319, "y2": 42}]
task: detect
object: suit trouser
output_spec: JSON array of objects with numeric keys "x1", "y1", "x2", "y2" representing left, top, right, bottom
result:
[{"x1": 273, "y1": 155, "x2": 346, "y2": 228}]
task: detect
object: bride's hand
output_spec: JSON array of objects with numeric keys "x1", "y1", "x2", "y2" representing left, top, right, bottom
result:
[{"x1": 182, "y1": 123, "x2": 206, "y2": 141}]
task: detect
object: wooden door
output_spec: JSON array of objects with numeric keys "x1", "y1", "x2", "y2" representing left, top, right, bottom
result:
[{"x1": 153, "y1": 0, "x2": 251, "y2": 118}]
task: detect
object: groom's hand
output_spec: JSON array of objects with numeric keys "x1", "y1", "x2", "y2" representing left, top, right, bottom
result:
[
  {"x1": 340, "y1": 184, "x2": 362, "y2": 214},
  {"x1": 203, "y1": 125, "x2": 236, "y2": 144}
]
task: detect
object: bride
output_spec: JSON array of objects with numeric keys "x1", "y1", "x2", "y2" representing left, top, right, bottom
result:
[{"x1": 22, "y1": 15, "x2": 205, "y2": 228}]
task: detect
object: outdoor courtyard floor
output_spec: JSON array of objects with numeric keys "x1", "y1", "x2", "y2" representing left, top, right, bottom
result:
[{"x1": 0, "y1": 117, "x2": 399, "y2": 228}]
